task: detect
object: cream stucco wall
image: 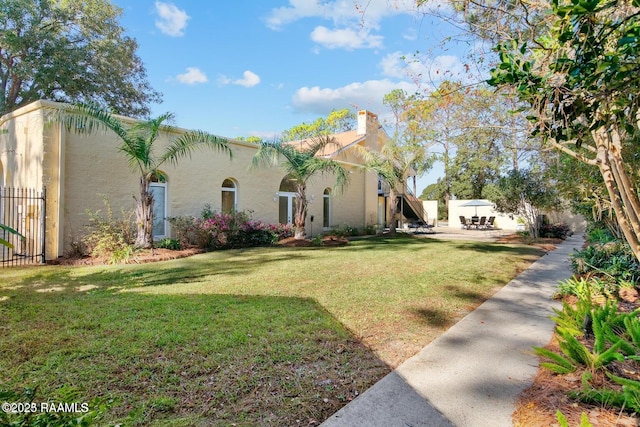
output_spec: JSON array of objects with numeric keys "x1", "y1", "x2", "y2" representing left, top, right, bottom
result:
[
  {"x1": 1, "y1": 102, "x2": 386, "y2": 259},
  {"x1": 0, "y1": 103, "x2": 56, "y2": 260}
]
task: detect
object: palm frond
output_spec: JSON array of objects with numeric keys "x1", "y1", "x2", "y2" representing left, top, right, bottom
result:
[
  {"x1": 251, "y1": 138, "x2": 349, "y2": 192},
  {"x1": 159, "y1": 130, "x2": 232, "y2": 167},
  {"x1": 250, "y1": 140, "x2": 286, "y2": 170},
  {"x1": 58, "y1": 102, "x2": 129, "y2": 142},
  {"x1": 305, "y1": 134, "x2": 342, "y2": 157},
  {"x1": 304, "y1": 157, "x2": 350, "y2": 193},
  {"x1": 0, "y1": 223, "x2": 24, "y2": 249}
]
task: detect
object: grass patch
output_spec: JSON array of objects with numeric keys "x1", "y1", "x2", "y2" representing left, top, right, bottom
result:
[{"x1": 0, "y1": 235, "x2": 544, "y2": 426}]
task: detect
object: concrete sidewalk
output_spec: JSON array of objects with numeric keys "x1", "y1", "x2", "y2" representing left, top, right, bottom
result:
[{"x1": 321, "y1": 234, "x2": 585, "y2": 427}]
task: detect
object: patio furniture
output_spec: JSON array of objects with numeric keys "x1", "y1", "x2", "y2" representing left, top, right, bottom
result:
[
  {"x1": 477, "y1": 216, "x2": 487, "y2": 229},
  {"x1": 471, "y1": 216, "x2": 479, "y2": 229},
  {"x1": 485, "y1": 216, "x2": 495, "y2": 229},
  {"x1": 408, "y1": 220, "x2": 435, "y2": 234},
  {"x1": 459, "y1": 216, "x2": 469, "y2": 230}
]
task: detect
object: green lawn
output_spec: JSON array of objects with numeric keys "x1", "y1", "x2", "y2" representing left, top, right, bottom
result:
[{"x1": 0, "y1": 235, "x2": 544, "y2": 426}]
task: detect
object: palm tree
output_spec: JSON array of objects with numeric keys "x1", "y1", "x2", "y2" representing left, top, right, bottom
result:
[
  {"x1": 251, "y1": 135, "x2": 349, "y2": 239},
  {"x1": 359, "y1": 139, "x2": 424, "y2": 234},
  {"x1": 59, "y1": 103, "x2": 232, "y2": 248}
]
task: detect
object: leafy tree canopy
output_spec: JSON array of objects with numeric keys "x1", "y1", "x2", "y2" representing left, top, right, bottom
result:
[
  {"x1": 0, "y1": 0, "x2": 161, "y2": 118},
  {"x1": 494, "y1": 168, "x2": 561, "y2": 238},
  {"x1": 488, "y1": 0, "x2": 640, "y2": 259},
  {"x1": 280, "y1": 109, "x2": 356, "y2": 141}
]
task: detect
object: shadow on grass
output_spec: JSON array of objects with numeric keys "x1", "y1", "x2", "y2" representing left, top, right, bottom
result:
[
  {"x1": 409, "y1": 285, "x2": 488, "y2": 328},
  {"x1": 348, "y1": 234, "x2": 544, "y2": 257},
  {"x1": 409, "y1": 307, "x2": 451, "y2": 328},
  {"x1": 6, "y1": 250, "x2": 313, "y2": 292},
  {"x1": 346, "y1": 234, "x2": 443, "y2": 250},
  {"x1": 452, "y1": 241, "x2": 545, "y2": 256},
  {"x1": 0, "y1": 291, "x2": 390, "y2": 426}
]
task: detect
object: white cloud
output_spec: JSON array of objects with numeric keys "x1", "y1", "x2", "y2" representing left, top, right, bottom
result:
[
  {"x1": 380, "y1": 51, "x2": 469, "y2": 87},
  {"x1": 264, "y1": 0, "x2": 325, "y2": 30},
  {"x1": 291, "y1": 79, "x2": 416, "y2": 115},
  {"x1": 265, "y1": 0, "x2": 433, "y2": 51},
  {"x1": 234, "y1": 71, "x2": 261, "y2": 88},
  {"x1": 310, "y1": 26, "x2": 383, "y2": 50},
  {"x1": 380, "y1": 51, "x2": 409, "y2": 79},
  {"x1": 290, "y1": 50, "x2": 470, "y2": 116},
  {"x1": 176, "y1": 67, "x2": 207, "y2": 84},
  {"x1": 155, "y1": 2, "x2": 190, "y2": 37},
  {"x1": 402, "y1": 28, "x2": 417, "y2": 41},
  {"x1": 265, "y1": 0, "x2": 427, "y2": 31},
  {"x1": 217, "y1": 71, "x2": 261, "y2": 88}
]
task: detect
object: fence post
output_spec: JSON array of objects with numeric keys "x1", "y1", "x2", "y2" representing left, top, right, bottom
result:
[{"x1": 41, "y1": 186, "x2": 46, "y2": 264}]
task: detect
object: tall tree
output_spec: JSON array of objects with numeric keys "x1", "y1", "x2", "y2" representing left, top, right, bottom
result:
[
  {"x1": 0, "y1": 0, "x2": 161, "y2": 117},
  {"x1": 59, "y1": 103, "x2": 231, "y2": 248},
  {"x1": 449, "y1": 85, "x2": 510, "y2": 199},
  {"x1": 403, "y1": 81, "x2": 464, "y2": 210},
  {"x1": 494, "y1": 168, "x2": 561, "y2": 238},
  {"x1": 280, "y1": 109, "x2": 356, "y2": 141},
  {"x1": 382, "y1": 89, "x2": 434, "y2": 196},
  {"x1": 251, "y1": 135, "x2": 349, "y2": 239},
  {"x1": 489, "y1": 0, "x2": 640, "y2": 261},
  {"x1": 359, "y1": 139, "x2": 424, "y2": 233}
]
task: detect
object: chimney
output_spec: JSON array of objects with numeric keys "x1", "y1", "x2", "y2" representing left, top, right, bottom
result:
[{"x1": 357, "y1": 110, "x2": 378, "y2": 136}]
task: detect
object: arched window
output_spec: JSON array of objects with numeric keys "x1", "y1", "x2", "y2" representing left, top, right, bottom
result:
[
  {"x1": 149, "y1": 172, "x2": 167, "y2": 239},
  {"x1": 221, "y1": 178, "x2": 237, "y2": 213},
  {"x1": 323, "y1": 188, "x2": 331, "y2": 229}
]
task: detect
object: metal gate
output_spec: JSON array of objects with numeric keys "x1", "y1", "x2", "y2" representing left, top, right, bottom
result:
[{"x1": 1, "y1": 187, "x2": 46, "y2": 267}]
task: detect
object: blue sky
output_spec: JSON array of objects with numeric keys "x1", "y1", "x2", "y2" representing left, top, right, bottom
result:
[{"x1": 112, "y1": 1, "x2": 477, "y2": 192}]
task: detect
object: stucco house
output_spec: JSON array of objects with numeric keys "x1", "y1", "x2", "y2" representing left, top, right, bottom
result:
[{"x1": 0, "y1": 101, "x2": 425, "y2": 262}]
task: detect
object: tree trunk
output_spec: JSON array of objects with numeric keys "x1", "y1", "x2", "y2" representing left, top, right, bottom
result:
[
  {"x1": 592, "y1": 128, "x2": 640, "y2": 262},
  {"x1": 135, "y1": 176, "x2": 154, "y2": 249},
  {"x1": 294, "y1": 183, "x2": 308, "y2": 240},
  {"x1": 388, "y1": 188, "x2": 397, "y2": 234}
]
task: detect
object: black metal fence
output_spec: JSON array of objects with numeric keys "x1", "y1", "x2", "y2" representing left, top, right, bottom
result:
[{"x1": 1, "y1": 187, "x2": 46, "y2": 267}]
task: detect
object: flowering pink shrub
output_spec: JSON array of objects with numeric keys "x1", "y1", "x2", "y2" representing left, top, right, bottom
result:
[{"x1": 168, "y1": 210, "x2": 293, "y2": 250}]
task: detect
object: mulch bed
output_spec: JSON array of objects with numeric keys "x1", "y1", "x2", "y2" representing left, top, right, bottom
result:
[
  {"x1": 50, "y1": 236, "x2": 350, "y2": 266},
  {"x1": 49, "y1": 247, "x2": 204, "y2": 266},
  {"x1": 513, "y1": 284, "x2": 640, "y2": 426}
]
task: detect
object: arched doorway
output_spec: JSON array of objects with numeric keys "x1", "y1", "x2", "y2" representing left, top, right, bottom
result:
[
  {"x1": 278, "y1": 176, "x2": 297, "y2": 224},
  {"x1": 149, "y1": 172, "x2": 167, "y2": 239}
]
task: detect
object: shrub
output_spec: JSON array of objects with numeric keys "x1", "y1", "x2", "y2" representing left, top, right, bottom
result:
[
  {"x1": 571, "y1": 241, "x2": 640, "y2": 284},
  {"x1": 362, "y1": 224, "x2": 378, "y2": 235},
  {"x1": 555, "y1": 275, "x2": 617, "y2": 301},
  {"x1": 83, "y1": 198, "x2": 136, "y2": 264},
  {"x1": 168, "y1": 209, "x2": 293, "y2": 250},
  {"x1": 166, "y1": 215, "x2": 202, "y2": 248},
  {"x1": 540, "y1": 222, "x2": 572, "y2": 239},
  {"x1": 156, "y1": 238, "x2": 181, "y2": 250},
  {"x1": 586, "y1": 226, "x2": 617, "y2": 245},
  {"x1": 332, "y1": 224, "x2": 359, "y2": 237},
  {"x1": 311, "y1": 234, "x2": 324, "y2": 246}
]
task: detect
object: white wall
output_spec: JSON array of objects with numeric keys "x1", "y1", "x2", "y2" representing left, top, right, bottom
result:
[
  {"x1": 448, "y1": 199, "x2": 586, "y2": 232},
  {"x1": 448, "y1": 200, "x2": 522, "y2": 230},
  {"x1": 422, "y1": 200, "x2": 438, "y2": 226}
]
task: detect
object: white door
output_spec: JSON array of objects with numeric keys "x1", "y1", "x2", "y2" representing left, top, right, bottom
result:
[
  {"x1": 278, "y1": 192, "x2": 296, "y2": 224},
  {"x1": 150, "y1": 183, "x2": 167, "y2": 238}
]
